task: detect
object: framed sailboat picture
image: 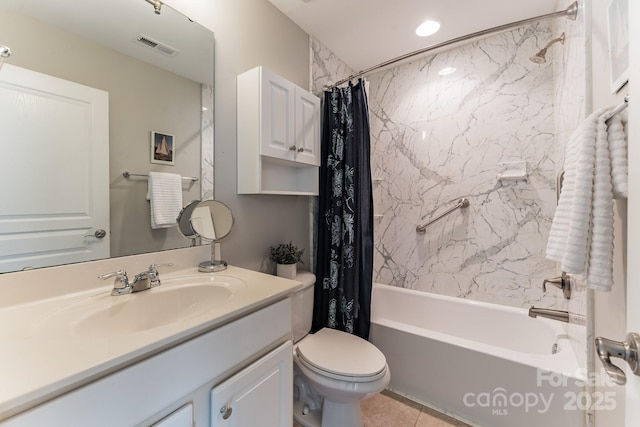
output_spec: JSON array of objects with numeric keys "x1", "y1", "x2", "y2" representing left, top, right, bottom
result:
[{"x1": 151, "y1": 131, "x2": 175, "y2": 165}]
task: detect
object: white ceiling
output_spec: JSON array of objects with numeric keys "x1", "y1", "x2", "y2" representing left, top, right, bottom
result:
[
  {"x1": 1, "y1": 0, "x2": 214, "y2": 85},
  {"x1": 268, "y1": 0, "x2": 563, "y2": 72}
]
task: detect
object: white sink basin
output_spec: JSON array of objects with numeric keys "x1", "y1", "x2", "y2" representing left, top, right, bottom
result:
[{"x1": 33, "y1": 275, "x2": 248, "y2": 336}]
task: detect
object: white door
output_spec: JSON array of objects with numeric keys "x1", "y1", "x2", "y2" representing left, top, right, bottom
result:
[
  {"x1": 294, "y1": 87, "x2": 320, "y2": 166},
  {"x1": 625, "y1": 1, "x2": 640, "y2": 422},
  {"x1": 0, "y1": 64, "x2": 109, "y2": 273}
]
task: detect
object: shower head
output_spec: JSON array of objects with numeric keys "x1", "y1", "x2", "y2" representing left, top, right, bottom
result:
[
  {"x1": 529, "y1": 49, "x2": 548, "y2": 64},
  {"x1": 530, "y1": 33, "x2": 565, "y2": 64},
  {"x1": 144, "y1": 0, "x2": 162, "y2": 15}
]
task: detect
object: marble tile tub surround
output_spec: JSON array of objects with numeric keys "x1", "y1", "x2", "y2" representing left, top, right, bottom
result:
[
  {"x1": 311, "y1": 36, "x2": 354, "y2": 96},
  {"x1": 366, "y1": 23, "x2": 563, "y2": 309}
]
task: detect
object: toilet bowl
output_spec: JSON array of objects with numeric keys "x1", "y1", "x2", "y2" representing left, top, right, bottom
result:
[{"x1": 292, "y1": 273, "x2": 390, "y2": 427}]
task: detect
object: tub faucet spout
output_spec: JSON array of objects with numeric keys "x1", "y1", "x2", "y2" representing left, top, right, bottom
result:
[{"x1": 528, "y1": 306, "x2": 569, "y2": 323}]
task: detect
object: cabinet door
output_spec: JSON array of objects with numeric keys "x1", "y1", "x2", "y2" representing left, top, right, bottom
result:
[
  {"x1": 210, "y1": 341, "x2": 293, "y2": 427},
  {"x1": 260, "y1": 68, "x2": 295, "y2": 161},
  {"x1": 294, "y1": 87, "x2": 320, "y2": 166},
  {"x1": 152, "y1": 404, "x2": 193, "y2": 427}
]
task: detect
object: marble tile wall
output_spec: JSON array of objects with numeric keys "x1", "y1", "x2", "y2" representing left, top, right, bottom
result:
[
  {"x1": 311, "y1": 20, "x2": 586, "y2": 315},
  {"x1": 365, "y1": 23, "x2": 562, "y2": 309},
  {"x1": 201, "y1": 84, "x2": 214, "y2": 199},
  {"x1": 311, "y1": 37, "x2": 354, "y2": 97}
]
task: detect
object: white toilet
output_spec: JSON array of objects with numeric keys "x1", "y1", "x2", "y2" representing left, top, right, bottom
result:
[{"x1": 292, "y1": 272, "x2": 390, "y2": 427}]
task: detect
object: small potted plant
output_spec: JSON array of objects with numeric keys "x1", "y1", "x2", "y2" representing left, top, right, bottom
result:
[{"x1": 269, "y1": 241, "x2": 304, "y2": 279}]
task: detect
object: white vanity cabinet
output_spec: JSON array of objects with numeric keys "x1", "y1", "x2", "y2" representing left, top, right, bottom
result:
[
  {"x1": 152, "y1": 403, "x2": 194, "y2": 427},
  {"x1": 1, "y1": 299, "x2": 293, "y2": 427},
  {"x1": 237, "y1": 66, "x2": 320, "y2": 195},
  {"x1": 210, "y1": 341, "x2": 292, "y2": 426}
]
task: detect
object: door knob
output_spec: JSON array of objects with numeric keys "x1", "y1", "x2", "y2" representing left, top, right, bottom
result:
[
  {"x1": 594, "y1": 332, "x2": 640, "y2": 385},
  {"x1": 85, "y1": 229, "x2": 107, "y2": 239}
]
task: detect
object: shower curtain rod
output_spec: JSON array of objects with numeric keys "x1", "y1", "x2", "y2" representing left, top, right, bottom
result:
[{"x1": 326, "y1": 1, "x2": 578, "y2": 89}]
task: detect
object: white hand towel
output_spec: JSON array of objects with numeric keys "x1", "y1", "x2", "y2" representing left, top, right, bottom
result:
[{"x1": 146, "y1": 172, "x2": 183, "y2": 229}]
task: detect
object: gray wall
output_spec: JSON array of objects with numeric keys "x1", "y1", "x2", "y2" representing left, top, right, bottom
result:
[{"x1": 168, "y1": 0, "x2": 313, "y2": 272}]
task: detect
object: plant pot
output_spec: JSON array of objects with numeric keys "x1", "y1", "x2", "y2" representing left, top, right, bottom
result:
[{"x1": 276, "y1": 263, "x2": 297, "y2": 279}]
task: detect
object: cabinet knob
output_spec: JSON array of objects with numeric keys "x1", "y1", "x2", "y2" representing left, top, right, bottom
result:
[
  {"x1": 220, "y1": 404, "x2": 232, "y2": 420},
  {"x1": 289, "y1": 145, "x2": 297, "y2": 151},
  {"x1": 297, "y1": 147, "x2": 304, "y2": 153}
]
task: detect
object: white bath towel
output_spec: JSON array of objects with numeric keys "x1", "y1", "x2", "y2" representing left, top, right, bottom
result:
[
  {"x1": 608, "y1": 109, "x2": 628, "y2": 199},
  {"x1": 585, "y1": 110, "x2": 615, "y2": 291},
  {"x1": 146, "y1": 172, "x2": 183, "y2": 229},
  {"x1": 546, "y1": 107, "x2": 602, "y2": 273},
  {"x1": 546, "y1": 105, "x2": 625, "y2": 292}
]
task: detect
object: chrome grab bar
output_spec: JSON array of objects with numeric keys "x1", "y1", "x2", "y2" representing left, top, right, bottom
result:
[{"x1": 416, "y1": 198, "x2": 470, "y2": 234}]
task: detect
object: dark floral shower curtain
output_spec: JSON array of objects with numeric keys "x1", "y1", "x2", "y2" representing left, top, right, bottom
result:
[{"x1": 312, "y1": 79, "x2": 373, "y2": 340}]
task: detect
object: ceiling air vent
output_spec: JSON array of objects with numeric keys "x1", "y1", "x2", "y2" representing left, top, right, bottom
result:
[{"x1": 134, "y1": 34, "x2": 180, "y2": 57}]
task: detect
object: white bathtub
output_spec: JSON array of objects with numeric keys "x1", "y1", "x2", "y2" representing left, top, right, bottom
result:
[{"x1": 370, "y1": 283, "x2": 585, "y2": 427}]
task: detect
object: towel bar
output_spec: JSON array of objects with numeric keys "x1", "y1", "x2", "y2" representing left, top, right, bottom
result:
[
  {"x1": 604, "y1": 95, "x2": 629, "y2": 123},
  {"x1": 122, "y1": 171, "x2": 199, "y2": 182}
]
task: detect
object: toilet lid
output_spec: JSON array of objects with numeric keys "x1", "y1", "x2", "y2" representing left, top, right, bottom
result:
[{"x1": 296, "y1": 328, "x2": 387, "y2": 381}]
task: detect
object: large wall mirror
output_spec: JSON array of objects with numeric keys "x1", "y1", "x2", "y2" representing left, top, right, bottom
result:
[{"x1": 0, "y1": 0, "x2": 214, "y2": 273}]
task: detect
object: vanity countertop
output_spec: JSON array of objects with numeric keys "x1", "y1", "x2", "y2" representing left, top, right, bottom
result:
[{"x1": 0, "y1": 264, "x2": 301, "y2": 422}]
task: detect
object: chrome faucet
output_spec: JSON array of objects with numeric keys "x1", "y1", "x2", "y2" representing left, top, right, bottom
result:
[
  {"x1": 99, "y1": 263, "x2": 173, "y2": 296},
  {"x1": 528, "y1": 306, "x2": 569, "y2": 323}
]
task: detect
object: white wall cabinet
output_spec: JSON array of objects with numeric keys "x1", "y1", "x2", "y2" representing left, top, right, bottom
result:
[
  {"x1": 237, "y1": 66, "x2": 320, "y2": 195},
  {"x1": 1, "y1": 299, "x2": 292, "y2": 427}
]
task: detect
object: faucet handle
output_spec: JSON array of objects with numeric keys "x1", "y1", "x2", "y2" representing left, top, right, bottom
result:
[
  {"x1": 98, "y1": 270, "x2": 132, "y2": 295},
  {"x1": 147, "y1": 263, "x2": 173, "y2": 287},
  {"x1": 98, "y1": 270, "x2": 128, "y2": 285},
  {"x1": 148, "y1": 263, "x2": 173, "y2": 273},
  {"x1": 542, "y1": 272, "x2": 571, "y2": 299}
]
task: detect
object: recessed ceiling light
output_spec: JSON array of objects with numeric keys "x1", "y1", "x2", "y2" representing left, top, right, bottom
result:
[
  {"x1": 416, "y1": 20, "x2": 441, "y2": 37},
  {"x1": 438, "y1": 66, "x2": 456, "y2": 76}
]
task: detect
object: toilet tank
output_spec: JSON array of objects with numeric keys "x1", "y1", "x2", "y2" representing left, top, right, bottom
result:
[{"x1": 292, "y1": 271, "x2": 315, "y2": 342}]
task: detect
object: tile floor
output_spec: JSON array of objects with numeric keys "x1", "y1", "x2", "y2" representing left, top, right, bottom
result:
[{"x1": 294, "y1": 389, "x2": 471, "y2": 427}]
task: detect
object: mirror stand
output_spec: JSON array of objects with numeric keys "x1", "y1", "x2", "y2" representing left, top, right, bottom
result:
[
  {"x1": 198, "y1": 241, "x2": 228, "y2": 273},
  {"x1": 177, "y1": 199, "x2": 235, "y2": 273}
]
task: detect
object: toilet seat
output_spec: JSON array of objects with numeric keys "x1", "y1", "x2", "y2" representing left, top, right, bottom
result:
[{"x1": 296, "y1": 328, "x2": 387, "y2": 382}]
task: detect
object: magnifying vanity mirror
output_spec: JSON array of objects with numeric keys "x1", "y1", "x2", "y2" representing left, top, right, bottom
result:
[{"x1": 177, "y1": 200, "x2": 235, "y2": 273}]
